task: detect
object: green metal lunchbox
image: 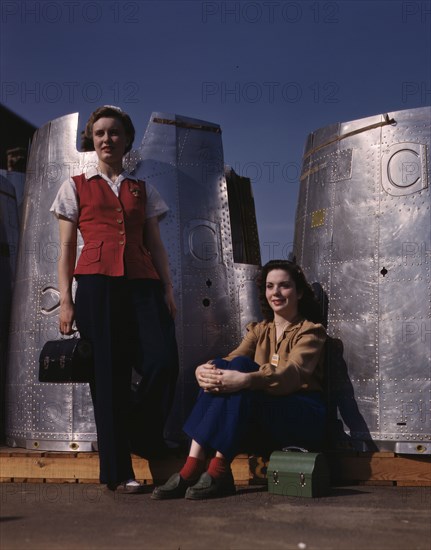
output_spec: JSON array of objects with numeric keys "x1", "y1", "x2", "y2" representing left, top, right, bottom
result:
[{"x1": 267, "y1": 448, "x2": 330, "y2": 498}]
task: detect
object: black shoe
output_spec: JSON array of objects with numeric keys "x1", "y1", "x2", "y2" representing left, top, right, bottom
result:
[
  {"x1": 151, "y1": 473, "x2": 196, "y2": 500},
  {"x1": 185, "y1": 471, "x2": 236, "y2": 500}
]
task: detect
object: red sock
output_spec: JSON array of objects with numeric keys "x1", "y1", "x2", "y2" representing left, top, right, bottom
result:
[
  {"x1": 179, "y1": 456, "x2": 206, "y2": 481},
  {"x1": 207, "y1": 456, "x2": 230, "y2": 479}
]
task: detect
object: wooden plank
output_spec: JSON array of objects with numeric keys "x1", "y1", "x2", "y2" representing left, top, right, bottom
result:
[
  {"x1": 1, "y1": 447, "x2": 429, "y2": 486},
  {"x1": 359, "y1": 452, "x2": 396, "y2": 458},
  {"x1": 331, "y1": 455, "x2": 431, "y2": 483},
  {"x1": 396, "y1": 480, "x2": 431, "y2": 487},
  {"x1": 9, "y1": 449, "x2": 44, "y2": 458},
  {"x1": 231, "y1": 455, "x2": 251, "y2": 482},
  {"x1": 76, "y1": 452, "x2": 98, "y2": 459},
  {"x1": 25, "y1": 478, "x2": 46, "y2": 483},
  {"x1": 366, "y1": 456, "x2": 430, "y2": 483},
  {"x1": 359, "y1": 480, "x2": 395, "y2": 486},
  {"x1": 44, "y1": 478, "x2": 78, "y2": 484},
  {"x1": 0, "y1": 447, "x2": 30, "y2": 455},
  {"x1": 44, "y1": 452, "x2": 78, "y2": 459},
  {"x1": 0, "y1": 449, "x2": 12, "y2": 457},
  {"x1": 131, "y1": 457, "x2": 153, "y2": 481},
  {"x1": 0, "y1": 455, "x2": 100, "y2": 480},
  {"x1": 77, "y1": 478, "x2": 100, "y2": 484}
]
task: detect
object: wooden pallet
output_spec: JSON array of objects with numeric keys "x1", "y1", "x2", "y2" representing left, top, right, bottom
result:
[
  {"x1": 325, "y1": 451, "x2": 431, "y2": 487},
  {"x1": 0, "y1": 447, "x2": 429, "y2": 486},
  {"x1": 0, "y1": 447, "x2": 183, "y2": 485}
]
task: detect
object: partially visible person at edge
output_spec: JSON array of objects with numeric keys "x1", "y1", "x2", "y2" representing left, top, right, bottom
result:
[
  {"x1": 152, "y1": 259, "x2": 326, "y2": 500},
  {"x1": 51, "y1": 105, "x2": 178, "y2": 493}
]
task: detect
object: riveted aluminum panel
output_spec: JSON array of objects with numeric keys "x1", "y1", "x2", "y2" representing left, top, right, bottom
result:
[
  {"x1": 5, "y1": 114, "x2": 96, "y2": 450},
  {"x1": 129, "y1": 113, "x2": 261, "y2": 437},
  {"x1": 234, "y1": 264, "x2": 262, "y2": 333},
  {"x1": 6, "y1": 111, "x2": 261, "y2": 449},
  {"x1": 294, "y1": 106, "x2": 430, "y2": 454}
]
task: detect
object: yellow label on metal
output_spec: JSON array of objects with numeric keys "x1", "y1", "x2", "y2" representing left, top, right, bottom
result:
[{"x1": 311, "y1": 209, "x2": 325, "y2": 228}]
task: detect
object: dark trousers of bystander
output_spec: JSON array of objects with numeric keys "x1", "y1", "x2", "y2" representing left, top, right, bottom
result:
[{"x1": 74, "y1": 274, "x2": 178, "y2": 486}]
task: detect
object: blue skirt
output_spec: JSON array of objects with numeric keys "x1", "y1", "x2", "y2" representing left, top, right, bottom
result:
[{"x1": 183, "y1": 356, "x2": 326, "y2": 461}]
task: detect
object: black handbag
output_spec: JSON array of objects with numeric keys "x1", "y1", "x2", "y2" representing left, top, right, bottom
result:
[{"x1": 38, "y1": 337, "x2": 93, "y2": 383}]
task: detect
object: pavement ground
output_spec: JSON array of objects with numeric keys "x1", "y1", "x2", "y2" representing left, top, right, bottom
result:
[{"x1": 0, "y1": 482, "x2": 430, "y2": 550}]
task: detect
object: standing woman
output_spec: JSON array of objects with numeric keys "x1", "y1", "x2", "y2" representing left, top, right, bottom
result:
[
  {"x1": 51, "y1": 106, "x2": 178, "y2": 492},
  {"x1": 152, "y1": 260, "x2": 326, "y2": 500}
]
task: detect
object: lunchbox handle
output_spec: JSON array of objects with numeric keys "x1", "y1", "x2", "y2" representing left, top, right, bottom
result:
[{"x1": 281, "y1": 446, "x2": 309, "y2": 453}]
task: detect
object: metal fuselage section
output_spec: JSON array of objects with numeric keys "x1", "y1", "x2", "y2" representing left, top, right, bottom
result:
[
  {"x1": 294, "y1": 106, "x2": 430, "y2": 454},
  {"x1": 5, "y1": 112, "x2": 261, "y2": 450}
]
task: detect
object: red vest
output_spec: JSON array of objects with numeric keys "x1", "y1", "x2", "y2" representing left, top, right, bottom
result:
[{"x1": 73, "y1": 174, "x2": 159, "y2": 279}]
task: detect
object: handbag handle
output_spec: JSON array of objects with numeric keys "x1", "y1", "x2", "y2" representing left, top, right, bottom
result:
[{"x1": 59, "y1": 327, "x2": 79, "y2": 340}]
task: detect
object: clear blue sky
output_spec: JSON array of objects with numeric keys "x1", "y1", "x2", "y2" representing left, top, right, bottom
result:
[{"x1": 1, "y1": 0, "x2": 430, "y2": 263}]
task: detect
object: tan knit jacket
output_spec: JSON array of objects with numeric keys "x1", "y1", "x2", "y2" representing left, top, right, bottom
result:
[{"x1": 224, "y1": 318, "x2": 326, "y2": 396}]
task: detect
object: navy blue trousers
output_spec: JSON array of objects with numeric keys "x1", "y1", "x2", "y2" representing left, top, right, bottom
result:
[
  {"x1": 75, "y1": 275, "x2": 178, "y2": 485},
  {"x1": 183, "y1": 357, "x2": 326, "y2": 461}
]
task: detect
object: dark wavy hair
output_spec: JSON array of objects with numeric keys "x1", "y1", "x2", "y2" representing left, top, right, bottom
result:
[
  {"x1": 81, "y1": 106, "x2": 135, "y2": 154},
  {"x1": 258, "y1": 260, "x2": 323, "y2": 324}
]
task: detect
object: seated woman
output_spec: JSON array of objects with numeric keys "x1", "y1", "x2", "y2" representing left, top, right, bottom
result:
[{"x1": 152, "y1": 259, "x2": 327, "y2": 500}]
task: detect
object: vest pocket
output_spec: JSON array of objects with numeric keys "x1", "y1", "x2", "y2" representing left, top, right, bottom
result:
[{"x1": 79, "y1": 241, "x2": 103, "y2": 265}]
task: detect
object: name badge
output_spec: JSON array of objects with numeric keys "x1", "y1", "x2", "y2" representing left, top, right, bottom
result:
[{"x1": 271, "y1": 353, "x2": 279, "y2": 367}]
